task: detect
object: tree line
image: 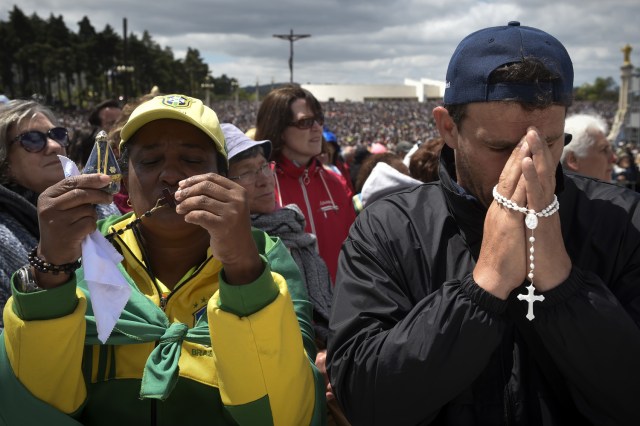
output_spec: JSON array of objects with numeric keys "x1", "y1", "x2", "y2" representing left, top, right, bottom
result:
[{"x1": 0, "y1": 5, "x2": 240, "y2": 108}]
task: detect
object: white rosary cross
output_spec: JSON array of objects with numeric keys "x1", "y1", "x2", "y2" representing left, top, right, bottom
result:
[{"x1": 517, "y1": 284, "x2": 545, "y2": 320}]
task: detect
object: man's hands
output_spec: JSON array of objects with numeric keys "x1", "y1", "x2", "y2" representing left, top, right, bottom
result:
[
  {"x1": 174, "y1": 173, "x2": 263, "y2": 285},
  {"x1": 473, "y1": 128, "x2": 571, "y2": 299},
  {"x1": 36, "y1": 174, "x2": 114, "y2": 288}
]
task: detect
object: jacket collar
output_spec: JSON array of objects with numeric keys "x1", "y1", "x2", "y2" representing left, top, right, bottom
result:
[
  {"x1": 275, "y1": 153, "x2": 322, "y2": 179},
  {"x1": 438, "y1": 145, "x2": 486, "y2": 259}
]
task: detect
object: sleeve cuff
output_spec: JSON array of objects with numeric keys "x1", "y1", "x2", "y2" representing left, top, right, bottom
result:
[
  {"x1": 534, "y1": 265, "x2": 583, "y2": 306},
  {"x1": 11, "y1": 274, "x2": 79, "y2": 321},
  {"x1": 217, "y1": 255, "x2": 279, "y2": 317},
  {"x1": 461, "y1": 267, "x2": 584, "y2": 316},
  {"x1": 461, "y1": 274, "x2": 509, "y2": 315}
]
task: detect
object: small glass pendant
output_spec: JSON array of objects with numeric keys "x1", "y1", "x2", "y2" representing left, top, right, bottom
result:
[{"x1": 83, "y1": 130, "x2": 122, "y2": 194}]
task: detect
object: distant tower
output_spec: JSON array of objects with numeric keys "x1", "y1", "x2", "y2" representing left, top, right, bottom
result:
[{"x1": 608, "y1": 44, "x2": 635, "y2": 143}]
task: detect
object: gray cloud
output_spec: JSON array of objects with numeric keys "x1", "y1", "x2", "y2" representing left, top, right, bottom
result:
[{"x1": 2, "y1": 0, "x2": 638, "y2": 88}]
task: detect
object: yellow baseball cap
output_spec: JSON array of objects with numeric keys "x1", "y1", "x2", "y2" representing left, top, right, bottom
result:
[{"x1": 119, "y1": 94, "x2": 227, "y2": 159}]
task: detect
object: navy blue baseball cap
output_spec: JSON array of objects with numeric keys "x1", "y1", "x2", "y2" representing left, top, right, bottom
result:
[{"x1": 443, "y1": 21, "x2": 573, "y2": 106}]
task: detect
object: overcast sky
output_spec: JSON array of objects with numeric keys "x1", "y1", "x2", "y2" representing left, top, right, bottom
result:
[{"x1": 3, "y1": 0, "x2": 639, "y2": 90}]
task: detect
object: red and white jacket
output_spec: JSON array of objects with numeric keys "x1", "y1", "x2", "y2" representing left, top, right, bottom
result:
[{"x1": 274, "y1": 154, "x2": 356, "y2": 283}]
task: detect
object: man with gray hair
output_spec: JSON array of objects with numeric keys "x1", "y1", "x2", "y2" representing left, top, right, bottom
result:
[{"x1": 562, "y1": 113, "x2": 616, "y2": 181}]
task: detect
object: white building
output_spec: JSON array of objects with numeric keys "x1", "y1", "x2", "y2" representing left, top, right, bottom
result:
[{"x1": 302, "y1": 78, "x2": 445, "y2": 103}]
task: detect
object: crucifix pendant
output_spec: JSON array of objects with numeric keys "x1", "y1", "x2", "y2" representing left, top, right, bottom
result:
[
  {"x1": 522, "y1": 208, "x2": 541, "y2": 319},
  {"x1": 517, "y1": 284, "x2": 545, "y2": 321}
]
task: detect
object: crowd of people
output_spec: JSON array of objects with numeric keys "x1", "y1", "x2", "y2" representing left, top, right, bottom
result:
[
  {"x1": 1, "y1": 20, "x2": 639, "y2": 425},
  {"x1": 55, "y1": 98, "x2": 620, "y2": 158}
]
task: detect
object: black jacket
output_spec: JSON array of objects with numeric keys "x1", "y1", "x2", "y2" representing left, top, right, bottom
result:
[{"x1": 327, "y1": 146, "x2": 640, "y2": 425}]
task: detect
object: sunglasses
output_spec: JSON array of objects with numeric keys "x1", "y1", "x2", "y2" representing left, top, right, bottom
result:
[
  {"x1": 12, "y1": 127, "x2": 69, "y2": 153},
  {"x1": 289, "y1": 113, "x2": 325, "y2": 130}
]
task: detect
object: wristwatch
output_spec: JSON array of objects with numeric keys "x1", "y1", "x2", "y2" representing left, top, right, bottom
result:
[{"x1": 14, "y1": 264, "x2": 43, "y2": 293}]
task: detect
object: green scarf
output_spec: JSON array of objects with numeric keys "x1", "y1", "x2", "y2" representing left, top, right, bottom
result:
[{"x1": 79, "y1": 265, "x2": 212, "y2": 400}]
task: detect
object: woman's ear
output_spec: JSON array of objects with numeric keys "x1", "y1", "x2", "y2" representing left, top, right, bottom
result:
[{"x1": 432, "y1": 106, "x2": 459, "y2": 150}]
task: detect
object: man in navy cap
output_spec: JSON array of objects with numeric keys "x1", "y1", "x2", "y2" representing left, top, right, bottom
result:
[{"x1": 328, "y1": 22, "x2": 640, "y2": 425}]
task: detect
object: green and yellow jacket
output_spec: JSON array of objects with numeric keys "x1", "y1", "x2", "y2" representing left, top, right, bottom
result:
[{"x1": 0, "y1": 214, "x2": 325, "y2": 425}]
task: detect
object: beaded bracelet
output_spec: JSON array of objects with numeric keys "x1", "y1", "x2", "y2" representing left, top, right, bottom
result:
[{"x1": 28, "y1": 246, "x2": 81, "y2": 275}]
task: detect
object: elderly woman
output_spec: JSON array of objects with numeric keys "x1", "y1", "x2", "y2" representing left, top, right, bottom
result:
[
  {"x1": 222, "y1": 122, "x2": 333, "y2": 347},
  {"x1": 0, "y1": 95, "x2": 323, "y2": 424},
  {"x1": 223, "y1": 122, "x2": 349, "y2": 426},
  {"x1": 255, "y1": 85, "x2": 356, "y2": 283},
  {"x1": 0, "y1": 100, "x2": 118, "y2": 329}
]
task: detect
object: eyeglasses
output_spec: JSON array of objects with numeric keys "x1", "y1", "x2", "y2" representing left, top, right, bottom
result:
[
  {"x1": 288, "y1": 113, "x2": 324, "y2": 130},
  {"x1": 228, "y1": 161, "x2": 275, "y2": 185},
  {"x1": 12, "y1": 127, "x2": 69, "y2": 153}
]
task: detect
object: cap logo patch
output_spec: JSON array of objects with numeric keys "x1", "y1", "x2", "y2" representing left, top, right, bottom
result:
[{"x1": 162, "y1": 95, "x2": 191, "y2": 108}]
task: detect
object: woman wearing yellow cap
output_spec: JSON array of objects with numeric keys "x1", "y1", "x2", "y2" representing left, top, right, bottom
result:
[{"x1": 0, "y1": 94, "x2": 324, "y2": 425}]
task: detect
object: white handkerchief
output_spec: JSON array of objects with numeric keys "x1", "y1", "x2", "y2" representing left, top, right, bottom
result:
[
  {"x1": 81, "y1": 231, "x2": 131, "y2": 343},
  {"x1": 59, "y1": 154, "x2": 81, "y2": 178},
  {"x1": 58, "y1": 155, "x2": 131, "y2": 343}
]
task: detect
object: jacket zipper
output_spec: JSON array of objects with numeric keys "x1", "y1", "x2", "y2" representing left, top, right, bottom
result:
[
  {"x1": 154, "y1": 257, "x2": 212, "y2": 311},
  {"x1": 160, "y1": 294, "x2": 168, "y2": 310},
  {"x1": 299, "y1": 169, "x2": 317, "y2": 235}
]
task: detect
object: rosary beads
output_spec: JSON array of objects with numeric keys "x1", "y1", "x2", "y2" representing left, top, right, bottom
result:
[
  {"x1": 105, "y1": 188, "x2": 176, "y2": 242},
  {"x1": 492, "y1": 185, "x2": 560, "y2": 320}
]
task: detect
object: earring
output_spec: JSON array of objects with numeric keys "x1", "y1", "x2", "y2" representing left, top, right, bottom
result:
[{"x1": 126, "y1": 198, "x2": 132, "y2": 207}]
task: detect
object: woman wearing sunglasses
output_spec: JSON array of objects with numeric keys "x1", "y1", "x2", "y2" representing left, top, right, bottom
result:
[
  {"x1": 255, "y1": 86, "x2": 356, "y2": 284},
  {"x1": 0, "y1": 100, "x2": 119, "y2": 329}
]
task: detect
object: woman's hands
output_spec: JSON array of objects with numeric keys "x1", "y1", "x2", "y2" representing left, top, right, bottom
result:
[
  {"x1": 36, "y1": 174, "x2": 114, "y2": 288},
  {"x1": 174, "y1": 173, "x2": 263, "y2": 285}
]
